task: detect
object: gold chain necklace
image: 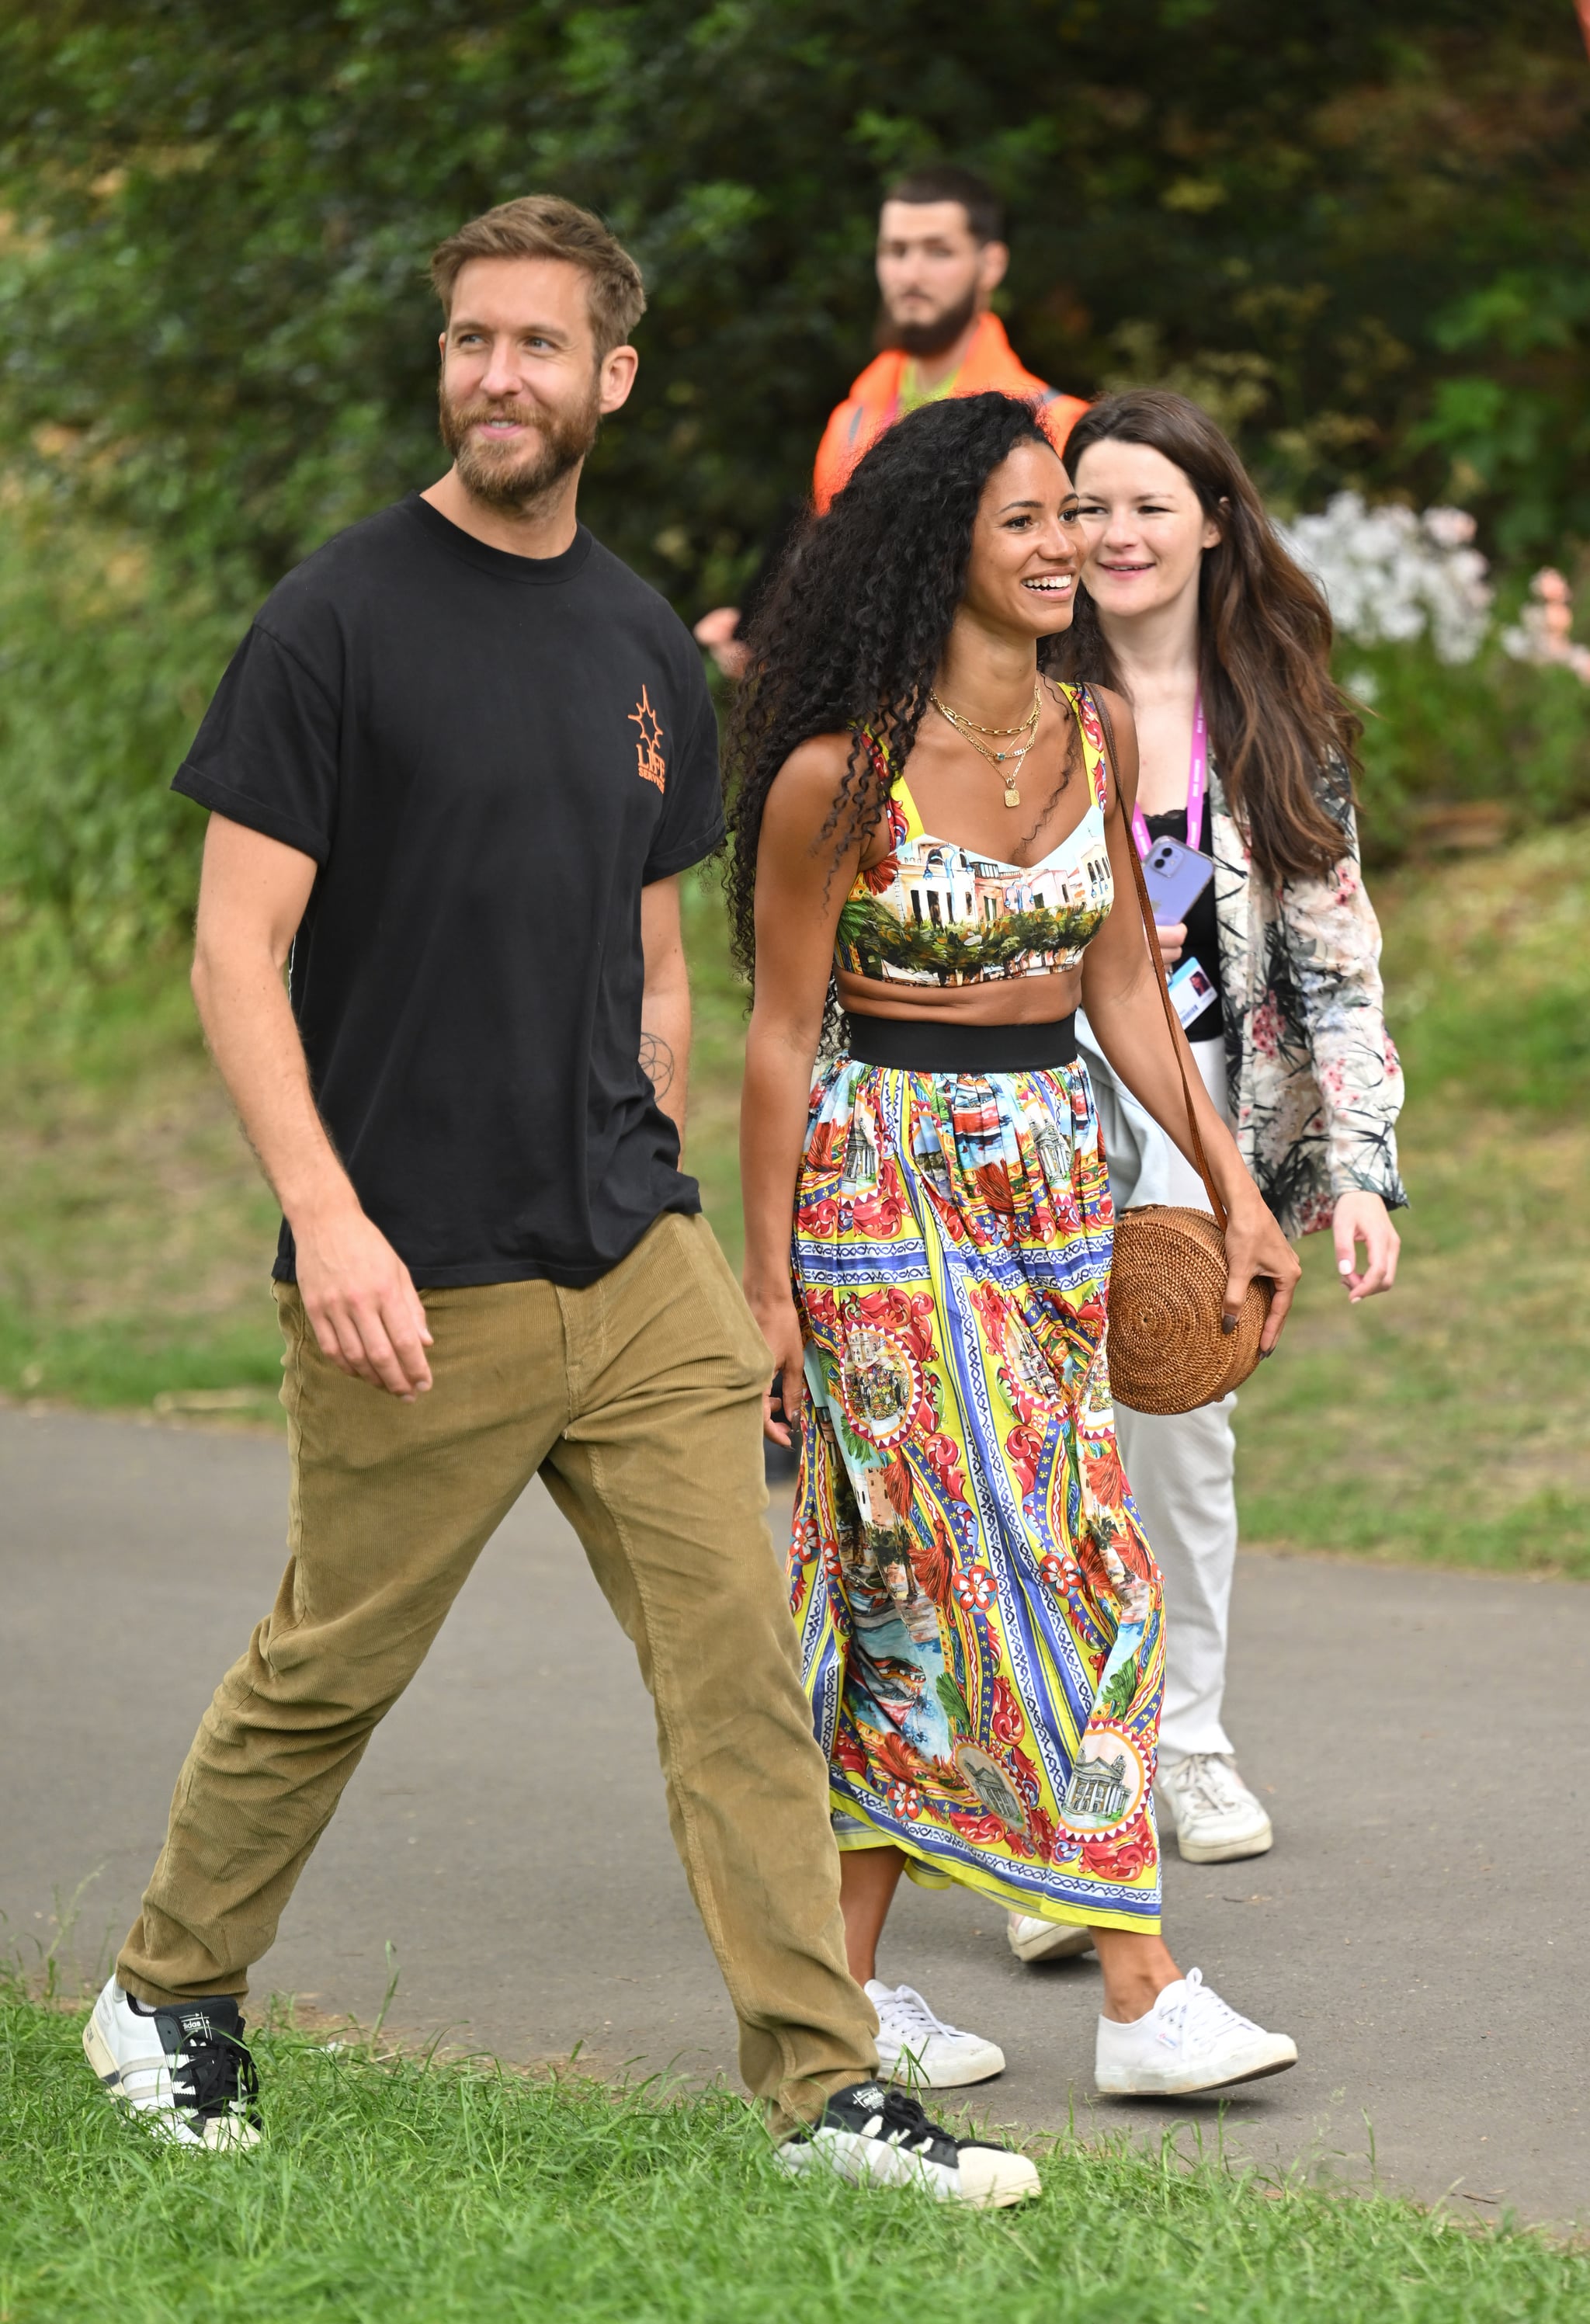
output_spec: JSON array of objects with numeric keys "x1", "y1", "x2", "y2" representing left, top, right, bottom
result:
[{"x1": 930, "y1": 681, "x2": 1043, "y2": 808}]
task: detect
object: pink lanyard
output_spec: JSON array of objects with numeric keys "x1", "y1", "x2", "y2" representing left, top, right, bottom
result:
[{"x1": 1131, "y1": 687, "x2": 1206, "y2": 859}]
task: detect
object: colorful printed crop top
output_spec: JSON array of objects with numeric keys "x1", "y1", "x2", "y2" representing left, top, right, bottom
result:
[{"x1": 835, "y1": 682, "x2": 1114, "y2": 989}]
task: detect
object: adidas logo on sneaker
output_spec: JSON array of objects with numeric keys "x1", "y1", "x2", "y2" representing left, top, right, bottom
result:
[
  {"x1": 82, "y1": 1977, "x2": 262, "y2": 2150},
  {"x1": 775, "y1": 2079, "x2": 1039, "y2": 2208}
]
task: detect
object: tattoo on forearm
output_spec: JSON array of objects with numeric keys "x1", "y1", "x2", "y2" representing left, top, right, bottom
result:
[{"x1": 639, "y1": 1030, "x2": 675, "y2": 1099}]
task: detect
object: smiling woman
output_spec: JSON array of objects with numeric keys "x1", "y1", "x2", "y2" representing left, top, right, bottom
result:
[
  {"x1": 725, "y1": 389, "x2": 1302, "y2": 2102},
  {"x1": 1053, "y1": 389, "x2": 1406, "y2": 1871}
]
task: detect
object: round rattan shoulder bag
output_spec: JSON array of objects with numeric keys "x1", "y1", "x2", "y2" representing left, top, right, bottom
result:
[{"x1": 1091, "y1": 693, "x2": 1271, "y2": 1416}]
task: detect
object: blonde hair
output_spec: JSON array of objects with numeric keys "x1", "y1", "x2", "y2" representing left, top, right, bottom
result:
[{"x1": 429, "y1": 195, "x2": 646, "y2": 355}]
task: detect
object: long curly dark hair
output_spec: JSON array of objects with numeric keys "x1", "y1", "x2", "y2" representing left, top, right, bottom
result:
[
  {"x1": 1052, "y1": 389, "x2": 1359, "y2": 884},
  {"x1": 724, "y1": 390, "x2": 1061, "y2": 987}
]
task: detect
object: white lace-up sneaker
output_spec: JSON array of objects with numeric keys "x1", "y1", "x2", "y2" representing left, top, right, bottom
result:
[
  {"x1": 866, "y1": 1979, "x2": 1005, "y2": 2087},
  {"x1": 82, "y1": 1975, "x2": 262, "y2": 2148},
  {"x1": 1006, "y1": 1913, "x2": 1095, "y2": 1965},
  {"x1": 1095, "y1": 1968, "x2": 1297, "y2": 2096},
  {"x1": 1157, "y1": 1753, "x2": 1274, "y2": 1864},
  {"x1": 776, "y1": 2079, "x2": 1039, "y2": 2205}
]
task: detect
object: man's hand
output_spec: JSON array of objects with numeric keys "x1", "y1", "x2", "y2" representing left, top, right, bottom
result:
[
  {"x1": 188, "y1": 815, "x2": 434, "y2": 1403},
  {"x1": 748, "y1": 1289, "x2": 807, "y2": 1447},
  {"x1": 1333, "y1": 1190, "x2": 1400, "y2": 1301},
  {"x1": 693, "y1": 606, "x2": 751, "y2": 680},
  {"x1": 292, "y1": 1197, "x2": 434, "y2": 1399}
]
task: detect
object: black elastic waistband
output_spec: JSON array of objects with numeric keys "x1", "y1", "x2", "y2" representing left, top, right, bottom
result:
[{"x1": 845, "y1": 1013, "x2": 1079, "y2": 1073}]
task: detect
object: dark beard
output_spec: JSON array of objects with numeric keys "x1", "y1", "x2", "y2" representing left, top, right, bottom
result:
[
  {"x1": 875, "y1": 283, "x2": 980, "y2": 360},
  {"x1": 437, "y1": 379, "x2": 602, "y2": 513}
]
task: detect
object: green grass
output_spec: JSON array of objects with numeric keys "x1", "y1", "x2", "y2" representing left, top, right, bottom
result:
[
  {"x1": 2, "y1": 833, "x2": 1588, "y2": 1579},
  {"x1": 3, "y1": 1985, "x2": 1585, "y2": 2324},
  {"x1": 678, "y1": 867, "x2": 750, "y2": 1271},
  {"x1": 0, "y1": 874, "x2": 749, "y2": 1420},
  {"x1": 0, "y1": 923, "x2": 282, "y2": 1417},
  {"x1": 1234, "y1": 824, "x2": 1590, "y2": 1576}
]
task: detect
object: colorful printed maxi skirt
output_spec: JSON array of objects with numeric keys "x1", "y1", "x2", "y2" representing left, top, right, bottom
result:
[{"x1": 790, "y1": 1053, "x2": 1165, "y2": 1933}]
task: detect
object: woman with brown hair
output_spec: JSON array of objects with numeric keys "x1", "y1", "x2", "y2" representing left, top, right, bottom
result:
[{"x1": 1029, "y1": 388, "x2": 1404, "y2": 1912}]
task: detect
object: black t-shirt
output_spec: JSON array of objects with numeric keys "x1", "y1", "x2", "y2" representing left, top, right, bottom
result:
[
  {"x1": 174, "y1": 495, "x2": 724, "y2": 1288},
  {"x1": 1143, "y1": 795, "x2": 1224, "y2": 1041}
]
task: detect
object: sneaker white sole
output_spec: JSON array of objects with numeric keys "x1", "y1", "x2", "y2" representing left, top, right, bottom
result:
[
  {"x1": 1095, "y1": 2035, "x2": 1298, "y2": 2096},
  {"x1": 1171, "y1": 1822, "x2": 1274, "y2": 1864},
  {"x1": 82, "y1": 2017, "x2": 260, "y2": 2149},
  {"x1": 1007, "y1": 1919, "x2": 1095, "y2": 1965},
  {"x1": 776, "y1": 2130, "x2": 1039, "y2": 2207},
  {"x1": 878, "y1": 2041, "x2": 1006, "y2": 2090},
  {"x1": 953, "y1": 2146, "x2": 1042, "y2": 2208},
  {"x1": 1156, "y1": 1784, "x2": 1274, "y2": 1864}
]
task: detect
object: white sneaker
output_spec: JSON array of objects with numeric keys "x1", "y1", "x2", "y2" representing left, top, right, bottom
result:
[
  {"x1": 776, "y1": 2080, "x2": 1039, "y2": 2206},
  {"x1": 866, "y1": 1979, "x2": 1005, "y2": 2088},
  {"x1": 1157, "y1": 1753, "x2": 1273, "y2": 1864},
  {"x1": 1095, "y1": 1968, "x2": 1297, "y2": 2096},
  {"x1": 1006, "y1": 1913, "x2": 1096, "y2": 1966},
  {"x1": 83, "y1": 1975, "x2": 262, "y2": 2149}
]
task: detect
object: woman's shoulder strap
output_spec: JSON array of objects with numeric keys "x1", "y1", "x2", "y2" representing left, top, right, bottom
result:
[
  {"x1": 854, "y1": 723, "x2": 922, "y2": 843},
  {"x1": 1053, "y1": 679, "x2": 1110, "y2": 810}
]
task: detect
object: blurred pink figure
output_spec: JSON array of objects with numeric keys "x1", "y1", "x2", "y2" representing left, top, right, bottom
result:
[{"x1": 1508, "y1": 568, "x2": 1590, "y2": 684}]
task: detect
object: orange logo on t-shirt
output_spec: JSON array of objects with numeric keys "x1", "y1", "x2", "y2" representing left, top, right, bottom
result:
[{"x1": 629, "y1": 687, "x2": 666, "y2": 792}]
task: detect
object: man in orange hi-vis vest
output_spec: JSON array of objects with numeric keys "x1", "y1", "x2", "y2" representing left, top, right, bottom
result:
[{"x1": 696, "y1": 165, "x2": 1086, "y2": 674}]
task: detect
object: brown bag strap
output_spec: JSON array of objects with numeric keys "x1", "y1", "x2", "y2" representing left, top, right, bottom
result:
[{"x1": 1088, "y1": 686, "x2": 1229, "y2": 1234}]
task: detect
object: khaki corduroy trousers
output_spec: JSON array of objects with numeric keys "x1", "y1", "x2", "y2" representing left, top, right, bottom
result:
[{"x1": 116, "y1": 1211, "x2": 877, "y2": 2130}]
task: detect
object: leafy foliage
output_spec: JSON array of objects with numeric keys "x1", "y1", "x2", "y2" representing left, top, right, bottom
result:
[
  {"x1": 0, "y1": 485, "x2": 243, "y2": 959},
  {"x1": 841, "y1": 892, "x2": 1101, "y2": 985},
  {"x1": 1102, "y1": 1655, "x2": 1140, "y2": 1721},
  {"x1": 935, "y1": 1670, "x2": 974, "y2": 1735},
  {"x1": 2, "y1": 1, "x2": 1587, "y2": 601},
  {"x1": 1351, "y1": 631, "x2": 1590, "y2": 860},
  {"x1": 0, "y1": 2, "x2": 1587, "y2": 955}
]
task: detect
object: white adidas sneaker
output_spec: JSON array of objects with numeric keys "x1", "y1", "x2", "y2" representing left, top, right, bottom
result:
[
  {"x1": 1006, "y1": 1913, "x2": 1095, "y2": 1965},
  {"x1": 1095, "y1": 1967, "x2": 1297, "y2": 2096},
  {"x1": 1157, "y1": 1753, "x2": 1273, "y2": 1864},
  {"x1": 866, "y1": 1979, "x2": 1005, "y2": 2088},
  {"x1": 82, "y1": 1975, "x2": 262, "y2": 2148},
  {"x1": 776, "y1": 2079, "x2": 1039, "y2": 2206}
]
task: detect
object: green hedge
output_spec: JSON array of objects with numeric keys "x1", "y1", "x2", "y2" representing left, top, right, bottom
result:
[
  {"x1": 3, "y1": 487, "x2": 1588, "y2": 966},
  {"x1": 1350, "y1": 628, "x2": 1590, "y2": 862}
]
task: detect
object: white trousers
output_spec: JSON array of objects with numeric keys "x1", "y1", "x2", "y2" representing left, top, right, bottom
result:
[
  {"x1": 1114, "y1": 1393, "x2": 1238, "y2": 1760},
  {"x1": 1113, "y1": 1036, "x2": 1240, "y2": 1764}
]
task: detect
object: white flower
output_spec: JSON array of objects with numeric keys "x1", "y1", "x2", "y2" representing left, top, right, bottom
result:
[
  {"x1": 1422, "y1": 507, "x2": 1477, "y2": 550},
  {"x1": 1276, "y1": 491, "x2": 1492, "y2": 665}
]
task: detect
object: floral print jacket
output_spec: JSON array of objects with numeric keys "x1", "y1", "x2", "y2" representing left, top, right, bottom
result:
[
  {"x1": 1209, "y1": 759, "x2": 1406, "y2": 1239},
  {"x1": 1081, "y1": 757, "x2": 1406, "y2": 1242}
]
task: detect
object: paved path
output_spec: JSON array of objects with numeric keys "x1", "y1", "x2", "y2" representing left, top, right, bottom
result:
[{"x1": 3, "y1": 1405, "x2": 1585, "y2": 2228}]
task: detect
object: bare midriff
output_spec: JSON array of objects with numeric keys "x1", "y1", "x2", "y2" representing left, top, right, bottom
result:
[{"x1": 835, "y1": 957, "x2": 1085, "y2": 1026}]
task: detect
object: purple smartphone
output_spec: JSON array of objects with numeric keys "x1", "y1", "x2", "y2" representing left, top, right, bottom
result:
[{"x1": 1143, "y1": 833, "x2": 1215, "y2": 924}]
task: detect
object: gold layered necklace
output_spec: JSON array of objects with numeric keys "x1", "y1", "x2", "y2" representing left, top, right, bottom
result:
[{"x1": 929, "y1": 679, "x2": 1043, "y2": 808}]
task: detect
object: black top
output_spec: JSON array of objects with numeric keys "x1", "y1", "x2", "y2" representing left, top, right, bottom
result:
[
  {"x1": 1143, "y1": 794, "x2": 1224, "y2": 1041},
  {"x1": 174, "y1": 495, "x2": 724, "y2": 1288}
]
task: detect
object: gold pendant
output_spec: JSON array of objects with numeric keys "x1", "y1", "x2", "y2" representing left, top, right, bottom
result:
[{"x1": 1003, "y1": 780, "x2": 1021, "y2": 808}]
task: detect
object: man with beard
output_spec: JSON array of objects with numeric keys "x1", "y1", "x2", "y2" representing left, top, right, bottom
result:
[
  {"x1": 811, "y1": 165, "x2": 1086, "y2": 510},
  {"x1": 82, "y1": 194, "x2": 1037, "y2": 2209},
  {"x1": 696, "y1": 165, "x2": 1085, "y2": 672}
]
